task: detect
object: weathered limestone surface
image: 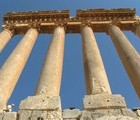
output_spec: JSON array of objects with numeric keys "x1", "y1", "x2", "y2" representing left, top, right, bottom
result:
[
  {"x1": 135, "y1": 25, "x2": 140, "y2": 38},
  {"x1": 35, "y1": 26, "x2": 65, "y2": 96},
  {"x1": 0, "y1": 108, "x2": 139, "y2": 120},
  {"x1": 0, "y1": 9, "x2": 140, "y2": 120},
  {"x1": 96, "y1": 115, "x2": 138, "y2": 120},
  {"x1": 3, "y1": 112, "x2": 17, "y2": 120},
  {"x1": 0, "y1": 112, "x2": 17, "y2": 120},
  {"x1": 136, "y1": 110, "x2": 140, "y2": 116},
  {"x1": 108, "y1": 25, "x2": 140, "y2": 98},
  {"x1": 0, "y1": 112, "x2": 4, "y2": 119},
  {"x1": 63, "y1": 119, "x2": 77, "y2": 120},
  {"x1": 29, "y1": 111, "x2": 42, "y2": 120},
  {"x1": 18, "y1": 110, "x2": 62, "y2": 120},
  {"x1": 0, "y1": 29, "x2": 13, "y2": 53},
  {"x1": 19, "y1": 95, "x2": 62, "y2": 120},
  {"x1": 83, "y1": 94, "x2": 126, "y2": 110},
  {"x1": 81, "y1": 26, "x2": 111, "y2": 95},
  {"x1": 121, "y1": 109, "x2": 137, "y2": 118},
  {"x1": 19, "y1": 95, "x2": 61, "y2": 110},
  {"x1": 79, "y1": 109, "x2": 138, "y2": 120},
  {"x1": 0, "y1": 28, "x2": 38, "y2": 110},
  {"x1": 18, "y1": 110, "x2": 31, "y2": 120},
  {"x1": 63, "y1": 109, "x2": 81, "y2": 119}
]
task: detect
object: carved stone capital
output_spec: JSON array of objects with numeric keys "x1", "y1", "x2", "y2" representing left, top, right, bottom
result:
[
  {"x1": 80, "y1": 21, "x2": 91, "y2": 27},
  {"x1": 106, "y1": 20, "x2": 121, "y2": 34},
  {"x1": 107, "y1": 20, "x2": 121, "y2": 28},
  {"x1": 132, "y1": 21, "x2": 140, "y2": 33},
  {"x1": 106, "y1": 23, "x2": 115, "y2": 29},
  {"x1": 54, "y1": 22, "x2": 67, "y2": 31},
  {"x1": 28, "y1": 22, "x2": 41, "y2": 32},
  {"x1": 55, "y1": 22, "x2": 64, "y2": 27},
  {"x1": 80, "y1": 21, "x2": 92, "y2": 32},
  {"x1": 3, "y1": 24, "x2": 15, "y2": 36}
]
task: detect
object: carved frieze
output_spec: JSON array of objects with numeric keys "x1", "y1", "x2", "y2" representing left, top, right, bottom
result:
[{"x1": 2, "y1": 8, "x2": 139, "y2": 34}]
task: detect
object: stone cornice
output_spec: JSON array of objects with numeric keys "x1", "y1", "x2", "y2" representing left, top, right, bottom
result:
[{"x1": 2, "y1": 8, "x2": 138, "y2": 34}]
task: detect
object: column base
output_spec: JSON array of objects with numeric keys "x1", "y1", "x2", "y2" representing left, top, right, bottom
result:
[
  {"x1": 83, "y1": 94, "x2": 126, "y2": 110},
  {"x1": 80, "y1": 94, "x2": 138, "y2": 119},
  {"x1": 18, "y1": 95, "x2": 62, "y2": 120}
]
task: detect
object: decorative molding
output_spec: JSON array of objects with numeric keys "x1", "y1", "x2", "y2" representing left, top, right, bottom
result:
[{"x1": 2, "y1": 8, "x2": 137, "y2": 34}]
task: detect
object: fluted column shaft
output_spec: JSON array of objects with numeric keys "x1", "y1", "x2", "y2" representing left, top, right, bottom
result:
[
  {"x1": 108, "y1": 25, "x2": 140, "y2": 98},
  {"x1": 0, "y1": 28, "x2": 38, "y2": 110},
  {"x1": 81, "y1": 26, "x2": 112, "y2": 95},
  {"x1": 0, "y1": 29, "x2": 13, "y2": 53},
  {"x1": 35, "y1": 26, "x2": 65, "y2": 96},
  {"x1": 135, "y1": 25, "x2": 140, "y2": 38}
]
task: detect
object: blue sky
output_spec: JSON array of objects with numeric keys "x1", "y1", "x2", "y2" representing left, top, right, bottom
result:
[{"x1": 0, "y1": 0, "x2": 140, "y2": 111}]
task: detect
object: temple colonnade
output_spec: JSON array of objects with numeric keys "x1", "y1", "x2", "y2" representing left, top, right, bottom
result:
[
  {"x1": 0, "y1": 9, "x2": 140, "y2": 111},
  {"x1": 0, "y1": 24, "x2": 140, "y2": 110}
]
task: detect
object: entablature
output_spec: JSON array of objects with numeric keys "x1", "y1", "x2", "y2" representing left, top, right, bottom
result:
[{"x1": 2, "y1": 8, "x2": 139, "y2": 34}]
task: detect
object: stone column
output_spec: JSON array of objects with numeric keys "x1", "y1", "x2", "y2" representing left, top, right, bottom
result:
[
  {"x1": 81, "y1": 25, "x2": 112, "y2": 95},
  {"x1": 35, "y1": 26, "x2": 65, "y2": 96},
  {"x1": 108, "y1": 25, "x2": 140, "y2": 98},
  {"x1": 0, "y1": 29, "x2": 13, "y2": 53},
  {"x1": 135, "y1": 24, "x2": 140, "y2": 38},
  {"x1": 0, "y1": 28, "x2": 38, "y2": 110}
]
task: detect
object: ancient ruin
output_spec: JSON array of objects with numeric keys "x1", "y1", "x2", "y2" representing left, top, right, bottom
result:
[{"x1": 0, "y1": 8, "x2": 140, "y2": 120}]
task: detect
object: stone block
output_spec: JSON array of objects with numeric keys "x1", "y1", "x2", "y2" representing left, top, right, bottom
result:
[
  {"x1": 63, "y1": 109, "x2": 81, "y2": 119},
  {"x1": 96, "y1": 115, "x2": 138, "y2": 120},
  {"x1": 121, "y1": 108, "x2": 137, "y2": 118},
  {"x1": 30, "y1": 110, "x2": 43, "y2": 120},
  {"x1": 63, "y1": 118, "x2": 79, "y2": 120},
  {"x1": 3, "y1": 112, "x2": 17, "y2": 120},
  {"x1": 40, "y1": 111, "x2": 48, "y2": 120},
  {"x1": 18, "y1": 110, "x2": 62, "y2": 120},
  {"x1": 91, "y1": 111, "x2": 106, "y2": 119},
  {"x1": 19, "y1": 95, "x2": 61, "y2": 110},
  {"x1": 80, "y1": 111, "x2": 92, "y2": 120},
  {"x1": 0, "y1": 112, "x2": 4, "y2": 120},
  {"x1": 137, "y1": 110, "x2": 140, "y2": 117},
  {"x1": 18, "y1": 110, "x2": 32, "y2": 120},
  {"x1": 90, "y1": 109, "x2": 122, "y2": 119},
  {"x1": 107, "y1": 109, "x2": 122, "y2": 116},
  {"x1": 47, "y1": 111, "x2": 62, "y2": 120},
  {"x1": 83, "y1": 94, "x2": 126, "y2": 110}
]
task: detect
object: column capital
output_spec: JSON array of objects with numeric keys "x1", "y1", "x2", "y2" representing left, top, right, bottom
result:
[
  {"x1": 107, "y1": 20, "x2": 121, "y2": 28},
  {"x1": 55, "y1": 22, "x2": 65, "y2": 27},
  {"x1": 28, "y1": 22, "x2": 41, "y2": 32},
  {"x1": 79, "y1": 21, "x2": 92, "y2": 34},
  {"x1": 106, "y1": 21, "x2": 121, "y2": 35},
  {"x1": 3, "y1": 24, "x2": 15, "y2": 36},
  {"x1": 80, "y1": 21, "x2": 91, "y2": 28},
  {"x1": 131, "y1": 21, "x2": 140, "y2": 33},
  {"x1": 132, "y1": 21, "x2": 140, "y2": 38},
  {"x1": 107, "y1": 24, "x2": 117, "y2": 30},
  {"x1": 54, "y1": 22, "x2": 67, "y2": 31}
]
